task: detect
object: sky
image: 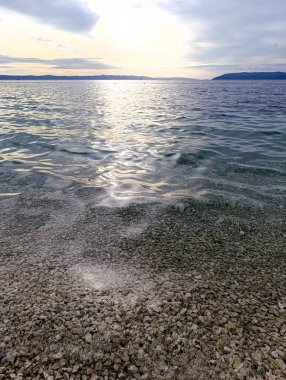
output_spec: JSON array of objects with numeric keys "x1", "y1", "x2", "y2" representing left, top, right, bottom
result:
[{"x1": 0, "y1": 0, "x2": 285, "y2": 79}]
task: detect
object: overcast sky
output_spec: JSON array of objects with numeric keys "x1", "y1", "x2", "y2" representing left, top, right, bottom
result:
[{"x1": 0, "y1": 0, "x2": 285, "y2": 78}]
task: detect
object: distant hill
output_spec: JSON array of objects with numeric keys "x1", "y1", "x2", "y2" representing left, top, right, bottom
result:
[
  {"x1": 213, "y1": 72, "x2": 286, "y2": 80},
  {"x1": 0, "y1": 74, "x2": 197, "y2": 81}
]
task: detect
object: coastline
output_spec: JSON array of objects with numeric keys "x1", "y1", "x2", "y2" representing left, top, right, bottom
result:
[{"x1": 1, "y1": 178, "x2": 286, "y2": 379}]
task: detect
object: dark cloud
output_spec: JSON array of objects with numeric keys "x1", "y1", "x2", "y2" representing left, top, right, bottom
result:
[
  {"x1": 164, "y1": 0, "x2": 286, "y2": 66},
  {"x1": 0, "y1": 55, "x2": 114, "y2": 70},
  {"x1": 0, "y1": 0, "x2": 98, "y2": 33}
]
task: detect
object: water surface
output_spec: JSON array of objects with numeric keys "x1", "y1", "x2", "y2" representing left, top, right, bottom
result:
[{"x1": 0, "y1": 80, "x2": 285, "y2": 211}]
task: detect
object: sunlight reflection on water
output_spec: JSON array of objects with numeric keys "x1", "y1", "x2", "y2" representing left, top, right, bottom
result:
[{"x1": 0, "y1": 80, "x2": 286, "y2": 208}]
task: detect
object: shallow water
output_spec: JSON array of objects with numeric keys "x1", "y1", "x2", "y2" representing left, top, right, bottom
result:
[{"x1": 0, "y1": 80, "x2": 286, "y2": 211}]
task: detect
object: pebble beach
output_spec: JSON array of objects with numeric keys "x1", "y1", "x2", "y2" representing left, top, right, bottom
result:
[{"x1": 1, "y1": 172, "x2": 286, "y2": 380}]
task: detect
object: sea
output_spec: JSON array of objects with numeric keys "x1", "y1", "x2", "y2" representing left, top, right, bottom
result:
[{"x1": 0, "y1": 80, "x2": 286, "y2": 215}]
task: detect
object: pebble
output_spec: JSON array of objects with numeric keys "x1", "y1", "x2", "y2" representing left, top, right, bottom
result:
[
  {"x1": 275, "y1": 359, "x2": 286, "y2": 371},
  {"x1": 1, "y1": 196, "x2": 286, "y2": 380},
  {"x1": 128, "y1": 365, "x2": 139, "y2": 374},
  {"x1": 175, "y1": 203, "x2": 186, "y2": 212},
  {"x1": 84, "y1": 332, "x2": 92, "y2": 344}
]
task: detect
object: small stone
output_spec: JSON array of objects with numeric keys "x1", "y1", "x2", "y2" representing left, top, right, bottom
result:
[
  {"x1": 128, "y1": 365, "x2": 138, "y2": 374},
  {"x1": 72, "y1": 364, "x2": 80, "y2": 373},
  {"x1": 252, "y1": 351, "x2": 262, "y2": 362},
  {"x1": 165, "y1": 336, "x2": 173, "y2": 345},
  {"x1": 233, "y1": 357, "x2": 242, "y2": 369},
  {"x1": 119, "y1": 351, "x2": 129, "y2": 362},
  {"x1": 114, "y1": 364, "x2": 120, "y2": 371},
  {"x1": 95, "y1": 361, "x2": 102, "y2": 371},
  {"x1": 271, "y1": 350, "x2": 279, "y2": 359},
  {"x1": 275, "y1": 358, "x2": 286, "y2": 371},
  {"x1": 226, "y1": 322, "x2": 236, "y2": 332},
  {"x1": 191, "y1": 324, "x2": 198, "y2": 332},
  {"x1": 85, "y1": 332, "x2": 92, "y2": 343},
  {"x1": 216, "y1": 337, "x2": 227, "y2": 349},
  {"x1": 52, "y1": 362, "x2": 61, "y2": 370},
  {"x1": 24, "y1": 361, "x2": 32, "y2": 369},
  {"x1": 90, "y1": 374, "x2": 98, "y2": 380},
  {"x1": 55, "y1": 371, "x2": 63, "y2": 380},
  {"x1": 141, "y1": 374, "x2": 149, "y2": 380},
  {"x1": 223, "y1": 346, "x2": 232, "y2": 354},
  {"x1": 238, "y1": 368, "x2": 247, "y2": 378},
  {"x1": 175, "y1": 203, "x2": 185, "y2": 212},
  {"x1": 198, "y1": 315, "x2": 205, "y2": 323},
  {"x1": 53, "y1": 353, "x2": 63, "y2": 360},
  {"x1": 257, "y1": 366, "x2": 266, "y2": 377},
  {"x1": 155, "y1": 345, "x2": 164, "y2": 353}
]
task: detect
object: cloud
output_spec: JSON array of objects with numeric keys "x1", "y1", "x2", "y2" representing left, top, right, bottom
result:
[
  {"x1": 186, "y1": 63, "x2": 286, "y2": 72},
  {"x1": 0, "y1": 0, "x2": 98, "y2": 33},
  {"x1": 163, "y1": 0, "x2": 286, "y2": 67},
  {"x1": 0, "y1": 55, "x2": 114, "y2": 70},
  {"x1": 50, "y1": 58, "x2": 114, "y2": 70},
  {"x1": 34, "y1": 37, "x2": 52, "y2": 43}
]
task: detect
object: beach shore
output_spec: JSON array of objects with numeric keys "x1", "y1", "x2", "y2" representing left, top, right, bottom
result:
[{"x1": 1, "y1": 181, "x2": 286, "y2": 380}]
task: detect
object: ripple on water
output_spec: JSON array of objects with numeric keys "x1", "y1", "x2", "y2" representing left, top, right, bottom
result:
[{"x1": 0, "y1": 80, "x2": 286, "y2": 213}]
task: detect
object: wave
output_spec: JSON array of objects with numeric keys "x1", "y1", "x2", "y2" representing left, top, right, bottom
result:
[{"x1": 0, "y1": 80, "x2": 285, "y2": 215}]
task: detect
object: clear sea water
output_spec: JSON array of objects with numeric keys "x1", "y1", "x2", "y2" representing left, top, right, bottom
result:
[{"x1": 0, "y1": 80, "x2": 285, "y2": 211}]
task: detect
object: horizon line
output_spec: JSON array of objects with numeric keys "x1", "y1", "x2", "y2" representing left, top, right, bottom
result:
[{"x1": 0, "y1": 74, "x2": 201, "y2": 80}]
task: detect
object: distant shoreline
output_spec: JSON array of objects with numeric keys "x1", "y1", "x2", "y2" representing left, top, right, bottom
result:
[
  {"x1": 213, "y1": 71, "x2": 286, "y2": 80},
  {"x1": 1, "y1": 72, "x2": 286, "y2": 81},
  {"x1": 0, "y1": 74, "x2": 197, "y2": 81}
]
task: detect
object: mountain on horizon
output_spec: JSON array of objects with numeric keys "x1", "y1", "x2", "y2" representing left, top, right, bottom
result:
[
  {"x1": 213, "y1": 72, "x2": 286, "y2": 80},
  {"x1": 0, "y1": 74, "x2": 197, "y2": 81}
]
